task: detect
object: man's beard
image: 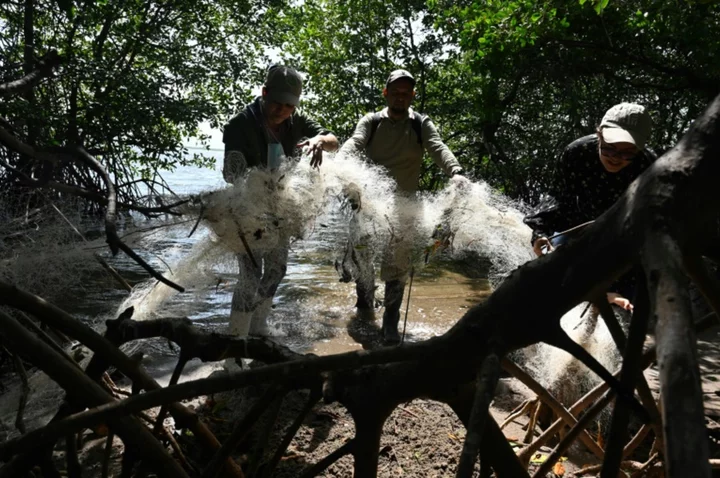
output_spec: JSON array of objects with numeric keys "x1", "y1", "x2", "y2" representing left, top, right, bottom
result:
[{"x1": 389, "y1": 105, "x2": 408, "y2": 115}]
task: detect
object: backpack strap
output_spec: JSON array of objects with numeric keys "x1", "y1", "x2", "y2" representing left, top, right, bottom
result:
[
  {"x1": 366, "y1": 112, "x2": 383, "y2": 147},
  {"x1": 366, "y1": 111, "x2": 425, "y2": 147},
  {"x1": 410, "y1": 111, "x2": 425, "y2": 145}
]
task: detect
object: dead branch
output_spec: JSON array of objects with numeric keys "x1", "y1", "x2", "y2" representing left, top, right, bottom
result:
[
  {"x1": 9, "y1": 350, "x2": 29, "y2": 434},
  {"x1": 501, "y1": 358, "x2": 604, "y2": 459},
  {"x1": 200, "y1": 386, "x2": 282, "y2": 478},
  {"x1": 261, "y1": 389, "x2": 321, "y2": 478},
  {"x1": 298, "y1": 439, "x2": 355, "y2": 478},
  {"x1": 534, "y1": 389, "x2": 616, "y2": 478},
  {"x1": 0, "y1": 309, "x2": 189, "y2": 478}
]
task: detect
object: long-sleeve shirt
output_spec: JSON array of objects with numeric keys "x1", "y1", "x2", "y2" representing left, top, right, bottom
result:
[
  {"x1": 222, "y1": 97, "x2": 330, "y2": 182},
  {"x1": 339, "y1": 107, "x2": 461, "y2": 193},
  {"x1": 524, "y1": 134, "x2": 656, "y2": 244}
]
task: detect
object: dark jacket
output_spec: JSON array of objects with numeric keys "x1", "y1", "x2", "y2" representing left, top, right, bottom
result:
[
  {"x1": 222, "y1": 97, "x2": 330, "y2": 181},
  {"x1": 524, "y1": 134, "x2": 657, "y2": 244}
]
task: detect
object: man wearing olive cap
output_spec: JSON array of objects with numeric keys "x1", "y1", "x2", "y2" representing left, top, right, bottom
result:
[
  {"x1": 339, "y1": 69, "x2": 465, "y2": 344},
  {"x1": 524, "y1": 102, "x2": 657, "y2": 310},
  {"x1": 222, "y1": 65, "x2": 338, "y2": 339}
]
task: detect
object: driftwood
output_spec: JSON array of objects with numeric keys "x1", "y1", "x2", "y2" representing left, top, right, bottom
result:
[{"x1": 1, "y1": 69, "x2": 720, "y2": 477}]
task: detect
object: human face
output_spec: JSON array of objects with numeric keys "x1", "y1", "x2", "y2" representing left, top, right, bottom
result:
[
  {"x1": 598, "y1": 136, "x2": 639, "y2": 173},
  {"x1": 383, "y1": 79, "x2": 415, "y2": 115},
  {"x1": 262, "y1": 88, "x2": 296, "y2": 126}
]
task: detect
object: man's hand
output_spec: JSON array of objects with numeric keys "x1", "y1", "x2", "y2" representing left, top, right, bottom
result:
[
  {"x1": 607, "y1": 292, "x2": 634, "y2": 311},
  {"x1": 298, "y1": 136, "x2": 326, "y2": 169},
  {"x1": 532, "y1": 236, "x2": 554, "y2": 257}
]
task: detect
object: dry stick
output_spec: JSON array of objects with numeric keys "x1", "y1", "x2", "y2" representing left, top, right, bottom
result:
[
  {"x1": 592, "y1": 297, "x2": 663, "y2": 451},
  {"x1": 523, "y1": 401, "x2": 541, "y2": 444},
  {"x1": 644, "y1": 234, "x2": 711, "y2": 478},
  {"x1": 547, "y1": 220, "x2": 596, "y2": 241},
  {"x1": 9, "y1": 351, "x2": 29, "y2": 434},
  {"x1": 152, "y1": 354, "x2": 189, "y2": 436},
  {"x1": 49, "y1": 201, "x2": 132, "y2": 292},
  {"x1": 595, "y1": 284, "x2": 660, "y2": 478},
  {"x1": 501, "y1": 359, "x2": 605, "y2": 459},
  {"x1": 247, "y1": 394, "x2": 285, "y2": 478},
  {"x1": 400, "y1": 266, "x2": 415, "y2": 344},
  {"x1": 188, "y1": 199, "x2": 204, "y2": 238},
  {"x1": 499, "y1": 398, "x2": 535, "y2": 430},
  {"x1": 0, "y1": 309, "x2": 190, "y2": 478},
  {"x1": 533, "y1": 389, "x2": 616, "y2": 478},
  {"x1": 623, "y1": 423, "x2": 651, "y2": 459},
  {"x1": 101, "y1": 433, "x2": 114, "y2": 478},
  {"x1": 456, "y1": 353, "x2": 500, "y2": 478},
  {"x1": 261, "y1": 390, "x2": 321, "y2": 478},
  {"x1": 297, "y1": 439, "x2": 355, "y2": 478},
  {"x1": 201, "y1": 386, "x2": 282, "y2": 478}
]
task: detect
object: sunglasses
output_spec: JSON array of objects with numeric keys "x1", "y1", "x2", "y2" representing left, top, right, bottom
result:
[{"x1": 599, "y1": 144, "x2": 639, "y2": 162}]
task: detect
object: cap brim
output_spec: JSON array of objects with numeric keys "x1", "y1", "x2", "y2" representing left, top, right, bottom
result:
[
  {"x1": 267, "y1": 91, "x2": 300, "y2": 106},
  {"x1": 602, "y1": 127, "x2": 639, "y2": 146},
  {"x1": 387, "y1": 76, "x2": 416, "y2": 87}
]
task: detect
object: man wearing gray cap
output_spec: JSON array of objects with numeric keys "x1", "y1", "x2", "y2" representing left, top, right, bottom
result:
[
  {"x1": 222, "y1": 65, "x2": 338, "y2": 339},
  {"x1": 339, "y1": 69, "x2": 464, "y2": 344},
  {"x1": 524, "y1": 102, "x2": 656, "y2": 309}
]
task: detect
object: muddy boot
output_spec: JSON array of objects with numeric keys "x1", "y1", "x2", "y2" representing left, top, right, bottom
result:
[
  {"x1": 249, "y1": 298, "x2": 272, "y2": 336},
  {"x1": 229, "y1": 310, "x2": 253, "y2": 337},
  {"x1": 381, "y1": 280, "x2": 405, "y2": 345}
]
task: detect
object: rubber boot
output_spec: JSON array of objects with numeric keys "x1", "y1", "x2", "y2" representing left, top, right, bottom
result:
[
  {"x1": 228, "y1": 309, "x2": 253, "y2": 337},
  {"x1": 381, "y1": 280, "x2": 405, "y2": 345},
  {"x1": 355, "y1": 281, "x2": 377, "y2": 321},
  {"x1": 249, "y1": 298, "x2": 273, "y2": 336}
]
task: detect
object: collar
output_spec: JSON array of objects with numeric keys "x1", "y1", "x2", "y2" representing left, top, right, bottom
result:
[{"x1": 381, "y1": 106, "x2": 414, "y2": 121}]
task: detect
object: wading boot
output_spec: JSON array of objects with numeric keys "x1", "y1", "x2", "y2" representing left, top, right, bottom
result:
[
  {"x1": 381, "y1": 280, "x2": 406, "y2": 345},
  {"x1": 355, "y1": 280, "x2": 377, "y2": 321}
]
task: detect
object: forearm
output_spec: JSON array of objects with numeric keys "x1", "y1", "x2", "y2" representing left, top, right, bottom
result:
[{"x1": 317, "y1": 133, "x2": 339, "y2": 152}]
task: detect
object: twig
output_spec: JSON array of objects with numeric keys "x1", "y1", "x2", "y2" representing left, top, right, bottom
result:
[
  {"x1": 297, "y1": 440, "x2": 354, "y2": 478},
  {"x1": 188, "y1": 199, "x2": 204, "y2": 238},
  {"x1": 153, "y1": 354, "x2": 189, "y2": 435},
  {"x1": 502, "y1": 358, "x2": 606, "y2": 458},
  {"x1": 0, "y1": 309, "x2": 190, "y2": 478},
  {"x1": 261, "y1": 389, "x2": 321, "y2": 478},
  {"x1": 48, "y1": 201, "x2": 132, "y2": 292},
  {"x1": 247, "y1": 393, "x2": 284, "y2": 478},
  {"x1": 200, "y1": 385, "x2": 282, "y2": 478},
  {"x1": 101, "y1": 433, "x2": 114, "y2": 478},
  {"x1": 532, "y1": 390, "x2": 616, "y2": 478},
  {"x1": 9, "y1": 350, "x2": 29, "y2": 434},
  {"x1": 401, "y1": 266, "x2": 415, "y2": 344},
  {"x1": 499, "y1": 398, "x2": 535, "y2": 430}
]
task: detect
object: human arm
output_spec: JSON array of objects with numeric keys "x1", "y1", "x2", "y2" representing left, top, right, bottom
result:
[
  {"x1": 296, "y1": 114, "x2": 339, "y2": 168},
  {"x1": 421, "y1": 117, "x2": 463, "y2": 177},
  {"x1": 337, "y1": 114, "x2": 373, "y2": 158},
  {"x1": 298, "y1": 133, "x2": 339, "y2": 168},
  {"x1": 523, "y1": 147, "x2": 578, "y2": 255},
  {"x1": 222, "y1": 123, "x2": 249, "y2": 184}
]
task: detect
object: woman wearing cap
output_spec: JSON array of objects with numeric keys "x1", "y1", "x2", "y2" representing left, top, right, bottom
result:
[
  {"x1": 221, "y1": 65, "x2": 338, "y2": 340},
  {"x1": 524, "y1": 103, "x2": 657, "y2": 309}
]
